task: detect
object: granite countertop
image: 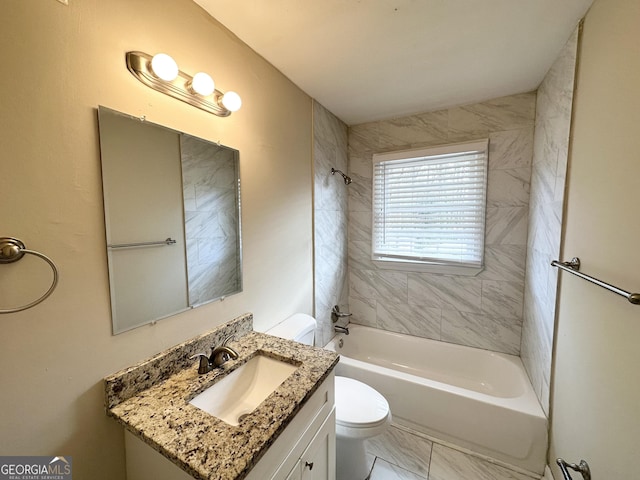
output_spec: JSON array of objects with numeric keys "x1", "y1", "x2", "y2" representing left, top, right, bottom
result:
[{"x1": 104, "y1": 313, "x2": 339, "y2": 480}]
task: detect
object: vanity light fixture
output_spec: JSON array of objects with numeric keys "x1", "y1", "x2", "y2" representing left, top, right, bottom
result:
[
  {"x1": 190, "y1": 72, "x2": 215, "y2": 96},
  {"x1": 150, "y1": 53, "x2": 179, "y2": 81},
  {"x1": 220, "y1": 90, "x2": 242, "y2": 112},
  {"x1": 126, "y1": 51, "x2": 242, "y2": 117}
]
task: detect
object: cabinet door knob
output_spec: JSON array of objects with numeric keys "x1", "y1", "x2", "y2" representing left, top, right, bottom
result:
[{"x1": 304, "y1": 461, "x2": 314, "y2": 470}]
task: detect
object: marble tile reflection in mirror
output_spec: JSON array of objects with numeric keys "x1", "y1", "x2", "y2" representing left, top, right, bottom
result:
[
  {"x1": 181, "y1": 134, "x2": 241, "y2": 305},
  {"x1": 98, "y1": 107, "x2": 242, "y2": 334}
]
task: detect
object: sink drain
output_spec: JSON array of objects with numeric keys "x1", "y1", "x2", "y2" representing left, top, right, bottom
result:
[{"x1": 237, "y1": 413, "x2": 251, "y2": 423}]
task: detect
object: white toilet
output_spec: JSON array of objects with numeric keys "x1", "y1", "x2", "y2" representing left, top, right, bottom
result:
[{"x1": 266, "y1": 313, "x2": 391, "y2": 480}]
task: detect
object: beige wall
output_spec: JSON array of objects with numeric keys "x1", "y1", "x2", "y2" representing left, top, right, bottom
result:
[
  {"x1": 549, "y1": 0, "x2": 640, "y2": 478},
  {"x1": 0, "y1": 1, "x2": 313, "y2": 478}
]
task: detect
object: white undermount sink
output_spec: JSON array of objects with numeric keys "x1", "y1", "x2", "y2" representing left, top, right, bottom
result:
[{"x1": 189, "y1": 354, "x2": 298, "y2": 426}]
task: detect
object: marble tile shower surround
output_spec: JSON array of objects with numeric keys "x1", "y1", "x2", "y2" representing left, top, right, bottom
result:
[
  {"x1": 181, "y1": 135, "x2": 241, "y2": 306},
  {"x1": 347, "y1": 93, "x2": 536, "y2": 355},
  {"x1": 521, "y1": 28, "x2": 579, "y2": 415},
  {"x1": 104, "y1": 313, "x2": 252, "y2": 409},
  {"x1": 313, "y1": 101, "x2": 350, "y2": 346}
]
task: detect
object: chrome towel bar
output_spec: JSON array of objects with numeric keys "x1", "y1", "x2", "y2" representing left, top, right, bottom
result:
[
  {"x1": 107, "y1": 237, "x2": 177, "y2": 249},
  {"x1": 551, "y1": 257, "x2": 640, "y2": 305}
]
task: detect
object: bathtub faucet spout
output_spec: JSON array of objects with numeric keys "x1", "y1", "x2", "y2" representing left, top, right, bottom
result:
[{"x1": 334, "y1": 325, "x2": 349, "y2": 335}]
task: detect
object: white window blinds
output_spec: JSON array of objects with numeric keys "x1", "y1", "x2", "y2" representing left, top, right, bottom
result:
[{"x1": 372, "y1": 140, "x2": 488, "y2": 270}]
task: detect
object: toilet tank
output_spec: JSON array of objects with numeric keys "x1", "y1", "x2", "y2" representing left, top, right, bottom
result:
[{"x1": 266, "y1": 313, "x2": 316, "y2": 346}]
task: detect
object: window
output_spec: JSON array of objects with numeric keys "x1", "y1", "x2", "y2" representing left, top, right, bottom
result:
[{"x1": 372, "y1": 139, "x2": 488, "y2": 275}]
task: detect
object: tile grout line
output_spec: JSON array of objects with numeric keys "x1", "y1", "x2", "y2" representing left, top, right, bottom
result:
[
  {"x1": 388, "y1": 422, "x2": 540, "y2": 479},
  {"x1": 426, "y1": 439, "x2": 435, "y2": 479}
]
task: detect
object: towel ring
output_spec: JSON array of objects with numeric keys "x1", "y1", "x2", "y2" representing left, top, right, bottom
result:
[{"x1": 0, "y1": 237, "x2": 59, "y2": 314}]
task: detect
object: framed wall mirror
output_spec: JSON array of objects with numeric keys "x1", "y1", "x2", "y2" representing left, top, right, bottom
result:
[{"x1": 97, "y1": 106, "x2": 242, "y2": 334}]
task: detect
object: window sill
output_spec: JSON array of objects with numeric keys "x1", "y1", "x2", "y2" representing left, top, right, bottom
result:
[{"x1": 372, "y1": 258, "x2": 484, "y2": 276}]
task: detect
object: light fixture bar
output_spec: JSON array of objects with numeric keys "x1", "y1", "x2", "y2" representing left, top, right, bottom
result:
[{"x1": 125, "y1": 51, "x2": 233, "y2": 117}]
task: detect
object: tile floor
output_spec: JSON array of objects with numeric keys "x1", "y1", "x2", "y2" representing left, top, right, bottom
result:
[{"x1": 363, "y1": 425, "x2": 538, "y2": 480}]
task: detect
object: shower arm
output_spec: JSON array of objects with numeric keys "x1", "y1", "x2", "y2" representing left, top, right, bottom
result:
[{"x1": 331, "y1": 168, "x2": 352, "y2": 185}]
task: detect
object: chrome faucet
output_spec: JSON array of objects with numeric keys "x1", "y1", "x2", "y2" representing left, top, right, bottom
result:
[
  {"x1": 190, "y1": 337, "x2": 239, "y2": 374},
  {"x1": 334, "y1": 325, "x2": 350, "y2": 335},
  {"x1": 331, "y1": 305, "x2": 352, "y2": 323},
  {"x1": 332, "y1": 305, "x2": 351, "y2": 335},
  {"x1": 211, "y1": 345, "x2": 239, "y2": 367}
]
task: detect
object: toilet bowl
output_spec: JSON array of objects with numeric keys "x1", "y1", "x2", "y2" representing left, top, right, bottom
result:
[
  {"x1": 266, "y1": 313, "x2": 391, "y2": 480},
  {"x1": 334, "y1": 375, "x2": 391, "y2": 480}
]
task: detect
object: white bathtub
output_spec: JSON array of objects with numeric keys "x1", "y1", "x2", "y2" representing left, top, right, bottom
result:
[{"x1": 325, "y1": 324, "x2": 547, "y2": 475}]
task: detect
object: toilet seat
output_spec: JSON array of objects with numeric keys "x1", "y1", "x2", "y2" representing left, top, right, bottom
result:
[{"x1": 335, "y1": 376, "x2": 391, "y2": 435}]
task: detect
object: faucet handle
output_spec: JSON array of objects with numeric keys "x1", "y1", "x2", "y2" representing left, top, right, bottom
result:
[
  {"x1": 190, "y1": 353, "x2": 212, "y2": 374},
  {"x1": 221, "y1": 334, "x2": 234, "y2": 346},
  {"x1": 331, "y1": 305, "x2": 352, "y2": 322}
]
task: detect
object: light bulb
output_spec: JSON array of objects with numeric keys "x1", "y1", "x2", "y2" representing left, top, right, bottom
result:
[
  {"x1": 150, "y1": 53, "x2": 179, "y2": 81},
  {"x1": 221, "y1": 91, "x2": 242, "y2": 112},
  {"x1": 191, "y1": 72, "x2": 215, "y2": 96}
]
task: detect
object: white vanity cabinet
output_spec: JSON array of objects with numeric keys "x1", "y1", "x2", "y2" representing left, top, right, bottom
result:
[
  {"x1": 282, "y1": 411, "x2": 335, "y2": 480},
  {"x1": 125, "y1": 371, "x2": 336, "y2": 480},
  {"x1": 245, "y1": 371, "x2": 336, "y2": 480}
]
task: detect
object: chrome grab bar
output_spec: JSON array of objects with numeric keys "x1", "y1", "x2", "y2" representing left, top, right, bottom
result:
[
  {"x1": 551, "y1": 257, "x2": 640, "y2": 305},
  {"x1": 557, "y1": 458, "x2": 591, "y2": 480},
  {"x1": 108, "y1": 237, "x2": 177, "y2": 249}
]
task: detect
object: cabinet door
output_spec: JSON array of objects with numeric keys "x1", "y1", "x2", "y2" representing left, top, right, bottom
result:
[
  {"x1": 285, "y1": 463, "x2": 302, "y2": 480},
  {"x1": 300, "y1": 409, "x2": 336, "y2": 480}
]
